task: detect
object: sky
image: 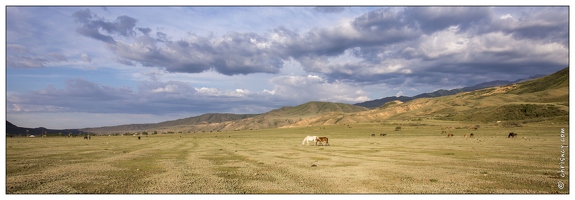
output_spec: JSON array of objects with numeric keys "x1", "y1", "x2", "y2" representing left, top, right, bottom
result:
[{"x1": 3, "y1": 3, "x2": 570, "y2": 129}]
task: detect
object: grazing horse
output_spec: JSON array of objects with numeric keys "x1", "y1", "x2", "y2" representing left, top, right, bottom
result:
[
  {"x1": 302, "y1": 136, "x2": 319, "y2": 146},
  {"x1": 508, "y1": 132, "x2": 518, "y2": 138},
  {"x1": 83, "y1": 136, "x2": 88, "y2": 140},
  {"x1": 380, "y1": 133, "x2": 387, "y2": 136},
  {"x1": 316, "y1": 137, "x2": 330, "y2": 146},
  {"x1": 447, "y1": 133, "x2": 454, "y2": 138},
  {"x1": 470, "y1": 133, "x2": 475, "y2": 137},
  {"x1": 371, "y1": 134, "x2": 375, "y2": 137}
]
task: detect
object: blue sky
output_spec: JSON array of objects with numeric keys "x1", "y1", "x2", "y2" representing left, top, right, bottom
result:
[{"x1": 3, "y1": 4, "x2": 570, "y2": 129}]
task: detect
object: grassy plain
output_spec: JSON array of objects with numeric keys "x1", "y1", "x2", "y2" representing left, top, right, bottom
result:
[{"x1": 5, "y1": 121, "x2": 569, "y2": 194}]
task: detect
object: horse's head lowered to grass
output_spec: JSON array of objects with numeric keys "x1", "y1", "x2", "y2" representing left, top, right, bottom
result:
[{"x1": 302, "y1": 135, "x2": 318, "y2": 146}]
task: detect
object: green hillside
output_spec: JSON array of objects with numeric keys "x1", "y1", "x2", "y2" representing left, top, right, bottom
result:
[
  {"x1": 438, "y1": 104, "x2": 568, "y2": 122},
  {"x1": 507, "y1": 67, "x2": 568, "y2": 94}
]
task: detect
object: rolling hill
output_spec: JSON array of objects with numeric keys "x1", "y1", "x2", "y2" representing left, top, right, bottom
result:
[
  {"x1": 6, "y1": 121, "x2": 83, "y2": 136},
  {"x1": 79, "y1": 113, "x2": 258, "y2": 134},
  {"x1": 7, "y1": 67, "x2": 568, "y2": 135},
  {"x1": 74, "y1": 101, "x2": 368, "y2": 134},
  {"x1": 288, "y1": 67, "x2": 569, "y2": 126}
]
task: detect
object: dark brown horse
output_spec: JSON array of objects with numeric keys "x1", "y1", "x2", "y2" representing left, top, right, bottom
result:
[{"x1": 508, "y1": 132, "x2": 518, "y2": 138}]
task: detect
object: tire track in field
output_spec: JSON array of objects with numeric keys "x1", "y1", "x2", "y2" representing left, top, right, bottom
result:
[
  {"x1": 134, "y1": 137, "x2": 248, "y2": 193},
  {"x1": 182, "y1": 138, "x2": 345, "y2": 193}
]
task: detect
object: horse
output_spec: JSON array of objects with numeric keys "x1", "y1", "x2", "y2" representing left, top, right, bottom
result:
[
  {"x1": 508, "y1": 132, "x2": 517, "y2": 138},
  {"x1": 316, "y1": 137, "x2": 330, "y2": 146},
  {"x1": 380, "y1": 134, "x2": 387, "y2": 136},
  {"x1": 302, "y1": 136, "x2": 319, "y2": 146},
  {"x1": 447, "y1": 133, "x2": 454, "y2": 138},
  {"x1": 470, "y1": 133, "x2": 475, "y2": 137},
  {"x1": 371, "y1": 134, "x2": 375, "y2": 137}
]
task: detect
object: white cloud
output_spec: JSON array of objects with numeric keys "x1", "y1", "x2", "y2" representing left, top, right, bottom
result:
[
  {"x1": 266, "y1": 75, "x2": 370, "y2": 104},
  {"x1": 500, "y1": 14, "x2": 513, "y2": 19},
  {"x1": 152, "y1": 84, "x2": 178, "y2": 93}
]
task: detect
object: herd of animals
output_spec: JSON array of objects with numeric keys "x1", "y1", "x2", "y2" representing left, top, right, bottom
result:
[{"x1": 301, "y1": 127, "x2": 521, "y2": 146}]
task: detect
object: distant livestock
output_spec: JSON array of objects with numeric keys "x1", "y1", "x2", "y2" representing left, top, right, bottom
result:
[
  {"x1": 447, "y1": 133, "x2": 454, "y2": 138},
  {"x1": 470, "y1": 133, "x2": 474, "y2": 137},
  {"x1": 316, "y1": 137, "x2": 330, "y2": 146},
  {"x1": 380, "y1": 134, "x2": 387, "y2": 136},
  {"x1": 371, "y1": 134, "x2": 375, "y2": 137},
  {"x1": 508, "y1": 132, "x2": 518, "y2": 138},
  {"x1": 302, "y1": 136, "x2": 319, "y2": 146}
]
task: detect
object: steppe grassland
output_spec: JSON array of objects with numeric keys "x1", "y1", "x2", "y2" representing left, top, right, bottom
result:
[{"x1": 6, "y1": 122, "x2": 569, "y2": 194}]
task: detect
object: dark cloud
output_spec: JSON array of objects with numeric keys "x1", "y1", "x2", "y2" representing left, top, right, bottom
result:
[
  {"x1": 138, "y1": 27, "x2": 152, "y2": 35},
  {"x1": 113, "y1": 15, "x2": 137, "y2": 36},
  {"x1": 403, "y1": 7, "x2": 493, "y2": 34},
  {"x1": 156, "y1": 32, "x2": 169, "y2": 42},
  {"x1": 211, "y1": 32, "x2": 283, "y2": 75},
  {"x1": 499, "y1": 7, "x2": 568, "y2": 46},
  {"x1": 107, "y1": 31, "x2": 283, "y2": 75},
  {"x1": 75, "y1": 26, "x2": 116, "y2": 43},
  {"x1": 72, "y1": 7, "x2": 568, "y2": 88},
  {"x1": 72, "y1": 8, "x2": 93, "y2": 23},
  {"x1": 73, "y1": 9, "x2": 139, "y2": 43},
  {"x1": 312, "y1": 7, "x2": 346, "y2": 13}
]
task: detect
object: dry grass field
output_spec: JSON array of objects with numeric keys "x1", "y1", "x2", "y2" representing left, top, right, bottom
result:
[{"x1": 5, "y1": 121, "x2": 569, "y2": 194}]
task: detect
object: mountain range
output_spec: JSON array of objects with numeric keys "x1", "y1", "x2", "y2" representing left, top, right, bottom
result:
[
  {"x1": 354, "y1": 74, "x2": 545, "y2": 108},
  {"x1": 6, "y1": 69, "x2": 566, "y2": 135}
]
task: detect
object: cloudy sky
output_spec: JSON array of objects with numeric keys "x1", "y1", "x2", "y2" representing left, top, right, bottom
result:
[{"x1": 4, "y1": 5, "x2": 569, "y2": 129}]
